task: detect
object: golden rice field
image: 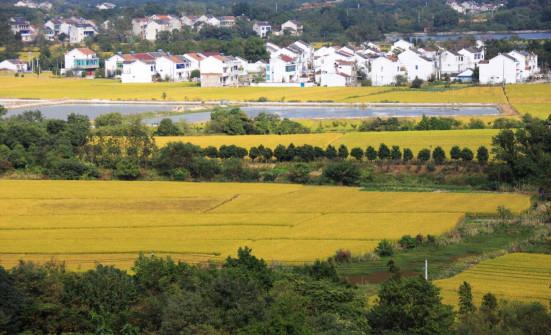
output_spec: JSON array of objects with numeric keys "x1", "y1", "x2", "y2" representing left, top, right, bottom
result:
[
  {"x1": 436, "y1": 253, "x2": 551, "y2": 306},
  {"x1": 0, "y1": 180, "x2": 530, "y2": 270},
  {"x1": 0, "y1": 73, "x2": 507, "y2": 103},
  {"x1": 505, "y1": 84, "x2": 551, "y2": 119},
  {"x1": 156, "y1": 129, "x2": 499, "y2": 154}
]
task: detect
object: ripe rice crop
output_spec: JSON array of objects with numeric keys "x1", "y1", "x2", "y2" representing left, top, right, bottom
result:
[
  {"x1": 0, "y1": 180, "x2": 530, "y2": 270},
  {"x1": 156, "y1": 129, "x2": 499, "y2": 156},
  {"x1": 435, "y1": 253, "x2": 551, "y2": 306}
]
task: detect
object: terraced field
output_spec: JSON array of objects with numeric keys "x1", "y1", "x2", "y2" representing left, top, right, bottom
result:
[
  {"x1": 436, "y1": 253, "x2": 551, "y2": 306},
  {"x1": 156, "y1": 129, "x2": 499, "y2": 154},
  {"x1": 0, "y1": 180, "x2": 530, "y2": 270}
]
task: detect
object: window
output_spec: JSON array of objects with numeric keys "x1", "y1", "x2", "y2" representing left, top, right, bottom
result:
[{"x1": 415, "y1": 65, "x2": 418, "y2": 70}]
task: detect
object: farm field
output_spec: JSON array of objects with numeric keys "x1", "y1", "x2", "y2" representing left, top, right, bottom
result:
[
  {"x1": 0, "y1": 180, "x2": 530, "y2": 270},
  {"x1": 435, "y1": 253, "x2": 551, "y2": 306},
  {"x1": 505, "y1": 84, "x2": 551, "y2": 119},
  {"x1": 156, "y1": 129, "x2": 500, "y2": 154},
  {"x1": 0, "y1": 73, "x2": 509, "y2": 103}
]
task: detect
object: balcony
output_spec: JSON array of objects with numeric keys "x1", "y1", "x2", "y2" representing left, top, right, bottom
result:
[{"x1": 73, "y1": 58, "x2": 99, "y2": 69}]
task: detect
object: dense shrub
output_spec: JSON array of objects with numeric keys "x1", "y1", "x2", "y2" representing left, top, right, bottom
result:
[{"x1": 323, "y1": 161, "x2": 361, "y2": 186}]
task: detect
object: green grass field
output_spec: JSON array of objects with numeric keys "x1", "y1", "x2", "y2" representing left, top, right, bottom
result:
[
  {"x1": 0, "y1": 180, "x2": 530, "y2": 270},
  {"x1": 156, "y1": 129, "x2": 499, "y2": 154},
  {"x1": 435, "y1": 253, "x2": 551, "y2": 306}
]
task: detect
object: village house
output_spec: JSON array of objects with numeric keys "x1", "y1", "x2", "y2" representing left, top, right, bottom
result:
[
  {"x1": 458, "y1": 47, "x2": 485, "y2": 69},
  {"x1": 156, "y1": 55, "x2": 192, "y2": 82},
  {"x1": 68, "y1": 23, "x2": 97, "y2": 44},
  {"x1": 63, "y1": 48, "x2": 99, "y2": 76},
  {"x1": 104, "y1": 53, "x2": 125, "y2": 77},
  {"x1": 121, "y1": 59, "x2": 157, "y2": 83},
  {"x1": 0, "y1": 59, "x2": 28, "y2": 72},
  {"x1": 219, "y1": 16, "x2": 236, "y2": 28},
  {"x1": 132, "y1": 15, "x2": 181, "y2": 41},
  {"x1": 391, "y1": 39, "x2": 414, "y2": 53},
  {"x1": 508, "y1": 50, "x2": 539, "y2": 80},
  {"x1": 183, "y1": 52, "x2": 206, "y2": 75},
  {"x1": 266, "y1": 55, "x2": 299, "y2": 84},
  {"x1": 280, "y1": 20, "x2": 303, "y2": 36},
  {"x1": 96, "y1": 2, "x2": 116, "y2": 10},
  {"x1": 438, "y1": 50, "x2": 466, "y2": 76},
  {"x1": 479, "y1": 53, "x2": 519, "y2": 84},
  {"x1": 371, "y1": 56, "x2": 403, "y2": 86},
  {"x1": 9, "y1": 17, "x2": 36, "y2": 42},
  {"x1": 397, "y1": 49, "x2": 435, "y2": 81},
  {"x1": 253, "y1": 21, "x2": 272, "y2": 38},
  {"x1": 44, "y1": 17, "x2": 97, "y2": 43},
  {"x1": 199, "y1": 55, "x2": 240, "y2": 87}
]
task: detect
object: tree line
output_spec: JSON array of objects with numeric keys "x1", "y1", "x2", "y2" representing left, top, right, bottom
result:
[
  {"x1": 1, "y1": 247, "x2": 550, "y2": 334},
  {"x1": 1, "y1": 107, "x2": 549, "y2": 192}
]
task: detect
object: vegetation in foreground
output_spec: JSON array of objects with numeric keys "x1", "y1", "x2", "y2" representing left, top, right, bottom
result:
[{"x1": 1, "y1": 247, "x2": 551, "y2": 335}]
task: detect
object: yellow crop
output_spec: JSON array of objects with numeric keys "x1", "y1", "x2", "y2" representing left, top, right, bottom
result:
[
  {"x1": 435, "y1": 253, "x2": 551, "y2": 306},
  {"x1": 157, "y1": 129, "x2": 499, "y2": 154},
  {"x1": 0, "y1": 180, "x2": 530, "y2": 270},
  {"x1": 506, "y1": 84, "x2": 551, "y2": 119}
]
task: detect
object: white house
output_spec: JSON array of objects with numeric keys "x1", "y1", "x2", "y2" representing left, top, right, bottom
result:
[
  {"x1": 156, "y1": 55, "x2": 191, "y2": 82},
  {"x1": 199, "y1": 55, "x2": 240, "y2": 87},
  {"x1": 397, "y1": 49, "x2": 435, "y2": 81},
  {"x1": 132, "y1": 15, "x2": 181, "y2": 41},
  {"x1": 438, "y1": 50, "x2": 465, "y2": 75},
  {"x1": 9, "y1": 17, "x2": 36, "y2": 42},
  {"x1": 266, "y1": 55, "x2": 299, "y2": 83},
  {"x1": 253, "y1": 21, "x2": 271, "y2": 38},
  {"x1": 205, "y1": 15, "x2": 221, "y2": 27},
  {"x1": 371, "y1": 57, "x2": 403, "y2": 86},
  {"x1": 63, "y1": 48, "x2": 99, "y2": 76},
  {"x1": 219, "y1": 16, "x2": 236, "y2": 28},
  {"x1": 68, "y1": 23, "x2": 97, "y2": 44},
  {"x1": 508, "y1": 50, "x2": 539, "y2": 80},
  {"x1": 280, "y1": 20, "x2": 303, "y2": 36},
  {"x1": 458, "y1": 47, "x2": 485, "y2": 70},
  {"x1": 391, "y1": 39, "x2": 414, "y2": 52},
  {"x1": 0, "y1": 59, "x2": 28, "y2": 72},
  {"x1": 183, "y1": 52, "x2": 205, "y2": 75},
  {"x1": 104, "y1": 53, "x2": 125, "y2": 77},
  {"x1": 479, "y1": 53, "x2": 519, "y2": 84},
  {"x1": 96, "y1": 2, "x2": 116, "y2": 10},
  {"x1": 121, "y1": 59, "x2": 156, "y2": 83}
]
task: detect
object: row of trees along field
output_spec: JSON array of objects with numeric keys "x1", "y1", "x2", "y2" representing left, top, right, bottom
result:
[
  {"x1": 0, "y1": 106, "x2": 550, "y2": 192},
  {"x1": 1, "y1": 248, "x2": 550, "y2": 334}
]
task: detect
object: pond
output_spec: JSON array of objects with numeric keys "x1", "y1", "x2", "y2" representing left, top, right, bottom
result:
[{"x1": 6, "y1": 103, "x2": 500, "y2": 125}]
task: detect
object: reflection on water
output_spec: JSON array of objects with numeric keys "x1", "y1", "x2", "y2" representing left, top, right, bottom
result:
[{"x1": 7, "y1": 103, "x2": 500, "y2": 124}]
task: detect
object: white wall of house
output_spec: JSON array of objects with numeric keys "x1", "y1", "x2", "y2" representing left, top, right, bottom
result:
[
  {"x1": 320, "y1": 73, "x2": 349, "y2": 87},
  {"x1": 458, "y1": 48, "x2": 485, "y2": 70},
  {"x1": 121, "y1": 60, "x2": 156, "y2": 83},
  {"x1": 0, "y1": 60, "x2": 28, "y2": 72},
  {"x1": 156, "y1": 56, "x2": 190, "y2": 82},
  {"x1": 398, "y1": 49, "x2": 434, "y2": 81},
  {"x1": 266, "y1": 56, "x2": 298, "y2": 83},
  {"x1": 438, "y1": 51, "x2": 465, "y2": 75},
  {"x1": 508, "y1": 50, "x2": 539, "y2": 80},
  {"x1": 68, "y1": 25, "x2": 96, "y2": 44},
  {"x1": 479, "y1": 54, "x2": 518, "y2": 84},
  {"x1": 371, "y1": 57, "x2": 401, "y2": 86},
  {"x1": 64, "y1": 48, "x2": 98, "y2": 71},
  {"x1": 104, "y1": 54, "x2": 124, "y2": 77}
]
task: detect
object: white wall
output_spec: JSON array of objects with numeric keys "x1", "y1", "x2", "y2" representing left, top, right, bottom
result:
[
  {"x1": 479, "y1": 54, "x2": 518, "y2": 84},
  {"x1": 371, "y1": 57, "x2": 400, "y2": 86},
  {"x1": 121, "y1": 61, "x2": 155, "y2": 83}
]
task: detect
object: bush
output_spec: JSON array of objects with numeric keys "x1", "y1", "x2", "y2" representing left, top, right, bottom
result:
[
  {"x1": 399, "y1": 235, "x2": 417, "y2": 249},
  {"x1": 334, "y1": 249, "x2": 352, "y2": 263},
  {"x1": 450, "y1": 145, "x2": 462, "y2": 160},
  {"x1": 322, "y1": 161, "x2": 361, "y2": 186},
  {"x1": 390, "y1": 146, "x2": 402, "y2": 160},
  {"x1": 288, "y1": 163, "x2": 311, "y2": 184},
  {"x1": 461, "y1": 148, "x2": 474, "y2": 162},
  {"x1": 375, "y1": 239, "x2": 394, "y2": 257},
  {"x1": 114, "y1": 158, "x2": 140, "y2": 180},
  {"x1": 476, "y1": 146, "x2": 489, "y2": 165},
  {"x1": 417, "y1": 148, "x2": 431, "y2": 162},
  {"x1": 378, "y1": 144, "x2": 390, "y2": 160},
  {"x1": 48, "y1": 159, "x2": 100, "y2": 180},
  {"x1": 171, "y1": 168, "x2": 190, "y2": 181},
  {"x1": 221, "y1": 158, "x2": 258, "y2": 181},
  {"x1": 403, "y1": 148, "x2": 414, "y2": 162},
  {"x1": 366, "y1": 146, "x2": 378, "y2": 161},
  {"x1": 350, "y1": 147, "x2": 364, "y2": 161},
  {"x1": 410, "y1": 77, "x2": 424, "y2": 89}
]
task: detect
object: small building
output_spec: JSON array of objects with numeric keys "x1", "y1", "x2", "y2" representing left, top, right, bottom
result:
[
  {"x1": 371, "y1": 56, "x2": 403, "y2": 86},
  {"x1": 438, "y1": 50, "x2": 465, "y2": 75},
  {"x1": 219, "y1": 16, "x2": 236, "y2": 28},
  {"x1": 156, "y1": 55, "x2": 191, "y2": 82},
  {"x1": 479, "y1": 53, "x2": 519, "y2": 84},
  {"x1": 397, "y1": 49, "x2": 435, "y2": 82},
  {"x1": 9, "y1": 17, "x2": 36, "y2": 42},
  {"x1": 121, "y1": 59, "x2": 156, "y2": 83},
  {"x1": 199, "y1": 55, "x2": 240, "y2": 87},
  {"x1": 280, "y1": 20, "x2": 303, "y2": 36},
  {"x1": 266, "y1": 55, "x2": 299, "y2": 83},
  {"x1": 454, "y1": 69, "x2": 473, "y2": 83},
  {"x1": 68, "y1": 23, "x2": 97, "y2": 44},
  {"x1": 320, "y1": 72, "x2": 354, "y2": 87},
  {"x1": 253, "y1": 21, "x2": 271, "y2": 38},
  {"x1": 63, "y1": 48, "x2": 99, "y2": 76},
  {"x1": 0, "y1": 59, "x2": 28, "y2": 72},
  {"x1": 391, "y1": 39, "x2": 414, "y2": 52}
]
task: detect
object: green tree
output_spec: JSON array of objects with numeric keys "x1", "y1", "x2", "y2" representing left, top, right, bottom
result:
[
  {"x1": 366, "y1": 146, "x2": 377, "y2": 161},
  {"x1": 432, "y1": 146, "x2": 446, "y2": 164},
  {"x1": 390, "y1": 145, "x2": 402, "y2": 161},
  {"x1": 459, "y1": 281, "x2": 476, "y2": 318},
  {"x1": 288, "y1": 163, "x2": 311, "y2": 184},
  {"x1": 350, "y1": 147, "x2": 364, "y2": 161},
  {"x1": 368, "y1": 277, "x2": 454, "y2": 334},
  {"x1": 322, "y1": 161, "x2": 361, "y2": 186},
  {"x1": 403, "y1": 148, "x2": 414, "y2": 162},
  {"x1": 114, "y1": 158, "x2": 141, "y2": 180},
  {"x1": 325, "y1": 145, "x2": 337, "y2": 160},
  {"x1": 337, "y1": 144, "x2": 349, "y2": 160},
  {"x1": 450, "y1": 145, "x2": 462, "y2": 160},
  {"x1": 375, "y1": 239, "x2": 394, "y2": 257},
  {"x1": 155, "y1": 118, "x2": 182, "y2": 136},
  {"x1": 461, "y1": 148, "x2": 474, "y2": 162},
  {"x1": 417, "y1": 148, "x2": 431, "y2": 162},
  {"x1": 378, "y1": 143, "x2": 390, "y2": 160},
  {"x1": 477, "y1": 146, "x2": 489, "y2": 165}
]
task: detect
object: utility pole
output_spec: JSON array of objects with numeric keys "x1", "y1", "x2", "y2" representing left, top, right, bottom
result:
[{"x1": 424, "y1": 259, "x2": 428, "y2": 280}]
